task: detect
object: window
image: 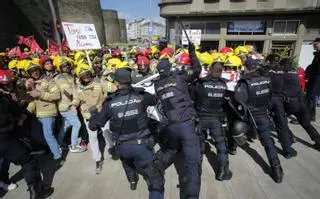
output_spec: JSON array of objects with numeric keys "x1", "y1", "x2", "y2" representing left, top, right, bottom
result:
[
  {"x1": 204, "y1": 0, "x2": 219, "y2": 3},
  {"x1": 205, "y1": 22, "x2": 220, "y2": 34},
  {"x1": 182, "y1": 22, "x2": 220, "y2": 35},
  {"x1": 273, "y1": 20, "x2": 299, "y2": 34},
  {"x1": 190, "y1": 22, "x2": 205, "y2": 32},
  {"x1": 227, "y1": 21, "x2": 266, "y2": 35}
]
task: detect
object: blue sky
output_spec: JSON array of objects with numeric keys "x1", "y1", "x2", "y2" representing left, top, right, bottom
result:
[{"x1": 100, "y1": 0, "x2": 161, "y2": 21}]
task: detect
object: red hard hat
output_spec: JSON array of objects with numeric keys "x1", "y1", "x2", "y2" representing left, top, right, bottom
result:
[
  {"x1": 144, "y1": 48, "x2": 151, "y2": 56},
  {"x1": 177, "y1": 53, "x2": 191, "y2": 65},
  {"x1": 112, "y1": 49, "x2": 121, "y2": 57},
  {"x1": 39, "y1": 56, "x2": 52, "y2": 67},
  {"x1": 159, "y1": 48, "x2": 173, "y2": 59},
  {"x1": 137, "y1": 56, "x2": 150, "y2": 66},
  {"x1": 0, "y1": 69, "x2": 15, "y2": 84},
  {"x1": 136, "y1": 48, "x2": 143, "y2": 55}
]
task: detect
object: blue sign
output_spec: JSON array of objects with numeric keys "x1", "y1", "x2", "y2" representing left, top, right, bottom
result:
[
  {"x1": 228, "y1": 21, "x2": 265, "y2": 33},
  {"x1": 148, "y1": 25, "x2": 154, "y2": 36}
]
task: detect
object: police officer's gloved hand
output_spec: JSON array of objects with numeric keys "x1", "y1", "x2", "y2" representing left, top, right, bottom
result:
[
  {"x1": 88, "y1": 106, "x2": 98, "y2": 115},
  {"x1": 188, "y1": 42, "x2": 195, "y2": 52}
]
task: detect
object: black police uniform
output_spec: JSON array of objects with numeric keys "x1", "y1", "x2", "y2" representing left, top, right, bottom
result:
[
  {"x1": 154, "y1": 43, "x2": 202, "y2": 199},
  {"x1": 89, "y1": 81, "x2": 164, "y2": 199},
  {"x1": 0, "y1": 94, "x2": 44, "y2": 198},
  {"x1": 233, "y1": 68, "x2": 284, "y2": 183},
  {"x1": 305, "y1": 50, "x2": 320, "y2": 121},
  {"x1": 283, "y1": 67, "x2": 320, "y2": 149},
  {"x1": 268, "y1": 67, "x2": 296, "y2": 158},
  {"x1": 190, "y1": 76, "x2": 232, "y2": 181}
]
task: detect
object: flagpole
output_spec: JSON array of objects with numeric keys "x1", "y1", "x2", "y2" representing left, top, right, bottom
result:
[{"x1": 48, "y1": 0, "x2": 62, "y2": 55}]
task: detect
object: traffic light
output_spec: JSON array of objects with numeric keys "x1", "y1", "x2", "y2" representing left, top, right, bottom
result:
[{"x1": 41, "y1": 20, "x2": 53, "y2": 39}]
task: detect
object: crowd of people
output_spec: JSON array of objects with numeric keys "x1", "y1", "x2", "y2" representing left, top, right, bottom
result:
[{"x1": 0, "y1": 36, "x2": 320, "y2": 199}]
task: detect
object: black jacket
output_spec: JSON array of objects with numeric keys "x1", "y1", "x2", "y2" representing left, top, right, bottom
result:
[{"x1": 89, "y1": 86, "x2": 157, "y2": 142}]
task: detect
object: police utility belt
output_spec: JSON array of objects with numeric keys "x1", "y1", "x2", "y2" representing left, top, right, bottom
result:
[{"x1": 118, "y1": 138, "x2": 152, "y2": 145}]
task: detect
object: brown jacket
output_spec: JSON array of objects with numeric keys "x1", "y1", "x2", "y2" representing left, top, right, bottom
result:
[{"x1": 27, "y1": 76, "x2": 60, "y2": 118}]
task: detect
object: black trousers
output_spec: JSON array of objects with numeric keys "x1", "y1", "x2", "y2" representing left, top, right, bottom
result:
[{"x1": 0, "y1": 138, "x2": 41, "y2": 186}]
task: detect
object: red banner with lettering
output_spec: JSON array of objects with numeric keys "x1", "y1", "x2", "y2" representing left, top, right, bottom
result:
[{"x1": 7, "y1": 46, "x2": 22, "y2": 57}]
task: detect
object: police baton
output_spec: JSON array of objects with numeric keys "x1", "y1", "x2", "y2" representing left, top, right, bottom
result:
[
  {"x1": 247, "y1": 108, "x2": 258, "y2": 129},
  {"x1": 177, "y1": 17, "x2": 191, "y2": 45}
]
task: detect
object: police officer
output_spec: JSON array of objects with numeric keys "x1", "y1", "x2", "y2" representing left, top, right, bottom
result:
[
  {"x1": 282, "y1": 58, "x2": 320, "y2": 150},
  {"x1": 305, "y1": 37, "x2": 320, "y2": 121},
  {"x1": 232, "y1": 58, "x2": 284, "y2": 183},
  {"x1": 89, "y1": 68, "x2": 164, "y2": 199},
  {"x1": 0, "y1": 69, "x2": 53, "y2": 199},
  {"x1": 154, "y1": 42, "x2": 202, "y2": 199},
  {"x1": 190, "y1": 62, "x2": 232, "y2": 181},
  {"x1": 265, "y1": 54, "x2": 297, "y2": 158}
]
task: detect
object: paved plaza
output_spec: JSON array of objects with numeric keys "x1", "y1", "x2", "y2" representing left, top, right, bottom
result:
[{"x1": 2, "y1": 110, "x2": 320, "y2": 199}]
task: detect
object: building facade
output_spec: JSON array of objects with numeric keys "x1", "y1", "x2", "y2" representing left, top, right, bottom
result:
[
  {"x1": 127, "y1": 18, "x2": 166, "y2": 41},
  {"x1": 160, "y1": 0, "x2": 320, "y2": 59}
]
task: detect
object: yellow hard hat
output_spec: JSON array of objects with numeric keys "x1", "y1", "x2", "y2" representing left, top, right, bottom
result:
[
  {"x1": 75, "y1": 63, "x2": 93, "y2": 78},
  {"x1": 53, "y1": 56, "x2": 73, "y2": 72},
  {"x1": 212, "y1": 53, "x2": 226, "y2": 63},
  {"x1": 198, "y1": 52, "x2": 213, "y2": 66},
  {"x1": 151, "y1": 46, "x2": 159, "y2": 57},
  {"x1": 118, "y1": 61, "x2": 132, "y2": 70},
  {"x1": 245, "y1": 45, "x2": 255, "y2": 53},
  {"x1": 234, "y1": 46, "x2": 249, "y2": 57},
  {"x1": 224, "y1": 55, "x2": 242, "y2": 68},
  {"x1": 25, "y1": 61, "x2": 41, "y2": 72},
  {"x1": 225, "y1": 52, "x2": 234, "y2": 58},
  {"x1": 93, "y1": 56, "x2": 102, "y2": 63},
  {"x1": 74, "y1": 51, "x2": 85, "y2": 64},
  {"x1": 17, "y1": 60, "x2": 29, "y2": 71},
  {"x1": 107, "y1": 58, "x2": 121, "y2": 66},
  {"x1": 8, "y1": 60, "x2": 19, "y2": 70},
  {"x1": 32, "y1": 58, "x2": 40, "y2": 65}
]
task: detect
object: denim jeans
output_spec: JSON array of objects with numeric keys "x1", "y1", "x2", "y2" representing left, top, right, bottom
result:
[
  {"x1": 58, "y1": 110, "x2": 81, "y2": 146},
  {"x1": 38, "y1": 117, "x2": 61, "y2": 159}
]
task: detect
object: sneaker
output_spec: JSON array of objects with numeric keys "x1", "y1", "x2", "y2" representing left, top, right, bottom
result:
[
  {"x1": 0, "y1": 181, "x2": 18, "y2": 191},
  {"x1": 80, "y1": 142, "x2": 88, "y2": 151},
  {"x1": 95, "y1": 161, "x2": 103, "y2": 175},
  {"x1": 70, "y1": 145, "x2": 86, "y2": 153}
]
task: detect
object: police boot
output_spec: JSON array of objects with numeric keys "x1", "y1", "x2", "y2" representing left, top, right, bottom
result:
[
  {"x1": 39, "y1": 186, "x2": 54, "y2": 199},
  {"x1": 313, "y1": 143, "x2": 320, "y2": 151},
  {"x1": 270, "y1": 158, "x2": 284, "y2": 183},
  {"x1": 216, "y1": 163, "x2": 232, "y2": 181},
  {"x1": 28, "y1": 183, "x2": 42, "y2": 199},
  {"x1": 228, "y1": 146, "x2": 237, "y2": 155},
  {"x1": 284, "y1": 148, "x2": 297, "y2": 159},
  {"x1": 130, "y1": 182, "x2": 137, "y2": 190}
]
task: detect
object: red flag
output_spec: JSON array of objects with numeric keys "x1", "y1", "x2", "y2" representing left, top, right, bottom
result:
[
  {"x1": 61, "y1": 37, "x2": 70, "y2": 52},
  {"x1": 7, "y1": 46, "x2": 22, "y2": 57},
  {"x1": 16, "y1": 35, "x2": 43, "y2": 53},
  {"x1": 48, "y1": 40, "x2": 60, "y2": 55},
  {"x1": 30, "y1": 37, "x2": 43, "y2": 54},
  {"x1": 17, "y1": 35, "x2": 33, "y2": 47}
]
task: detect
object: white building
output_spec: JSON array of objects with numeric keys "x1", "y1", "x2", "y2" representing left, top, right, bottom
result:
[{"x1": 127, "y1": 18, "x2": 166, "y2": 41}]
